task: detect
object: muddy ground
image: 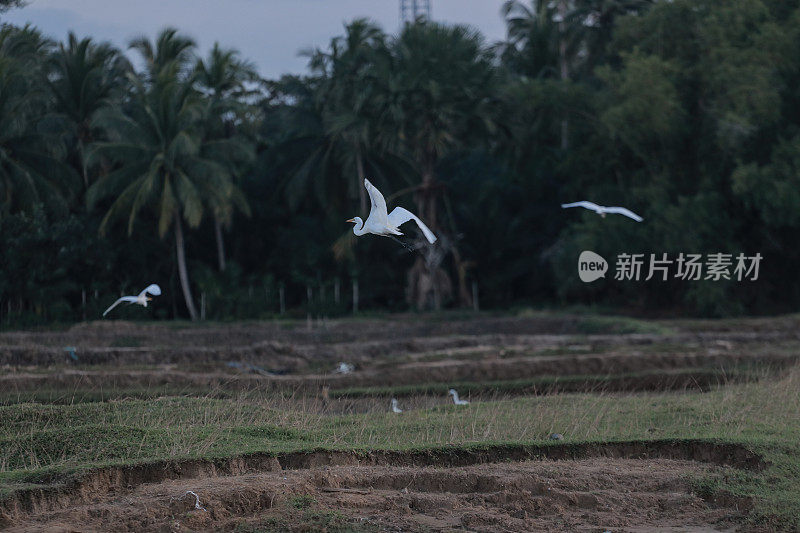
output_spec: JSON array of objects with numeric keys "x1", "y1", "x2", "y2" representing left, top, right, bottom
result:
[
  {"x1": 3, "y1": 457, "x2": 748, "y2": 532},
  {"x1": 0, "y1": 313, "x2": 792, "y2": 531},
  {"x1": 1, "y1": 441, "x2": 762, "y2": 532},
  {"x1": 1, "y1": 314, "x2": 797, "y2": 396}
]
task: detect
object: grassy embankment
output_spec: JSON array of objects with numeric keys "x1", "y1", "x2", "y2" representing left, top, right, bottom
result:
[{"x1": 0, "y1": 368, "x2": 798, "y2": 528}]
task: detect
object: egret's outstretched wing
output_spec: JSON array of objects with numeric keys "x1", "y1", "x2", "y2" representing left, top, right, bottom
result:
[
  {"x1": 561, "y1": 201, "x2": 602, "y2": 212},
  {"x1": 102, "y1": 296, "x2": 138, "y2": 317},
  {"x1": 388, "y1": 206, "x2": 437, "y2": 244},
  {"x1": 363, "y1": 179, "x2": 388, "y2": 225},
  {"x1": 604, "y1": 206, "x2": 643, "y2": 222},
  {"x1": 138, "y1": 284, "x2": 161, "y2": 298}
]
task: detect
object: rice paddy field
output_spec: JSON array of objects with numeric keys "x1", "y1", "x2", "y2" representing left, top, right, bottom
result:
[{"x1": 1, "y1": 311, "x2": 799, "y2": 532}]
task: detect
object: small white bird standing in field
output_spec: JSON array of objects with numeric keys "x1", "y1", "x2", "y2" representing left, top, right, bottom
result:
[
  {"x1": 448, "y1": 389, "x2": 469, "y2": 405},
  {"x1": 103, "y1": 284, "x2": 161, "y2": 317},
  {"x1": 182, "y1": 491, "x2": 207, "y2": 512},
  {"x1": 335, "y1": 362, "x2": 355, "y2": 374},
  {"x1": 347, "y1": 179, "x2": 437, "y2": 245},
  {"x1": 391, "y1": 398, "x2": 403, "y2": 413},
  {"x1": 561, "y1": 201, "x2": 643, "y2": 222}
]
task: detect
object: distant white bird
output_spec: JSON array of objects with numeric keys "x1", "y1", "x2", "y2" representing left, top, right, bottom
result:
[
  {"x1": 335, "y1": 362, "x2": 355, "y2": 374},
  {"x1": 347, "y1": 179, "x2": 437, "y2": 245},
  {"x1": 391, "y1": 398, "x2": 403, "y2": 413},
  {"x1": 448, "y1": 389, "x2": 469, "y2": 405},
  {"x1": 103, "y1": 284, "x2": 161, "y2": 317},
  {"x1": 561, "y1": 201, "x2": 643, "y2": 222}
]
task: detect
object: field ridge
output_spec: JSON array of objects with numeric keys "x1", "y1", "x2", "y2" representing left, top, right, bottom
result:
[{"x1": 0, "y1": 438, "x2": 765, "y2": 527}]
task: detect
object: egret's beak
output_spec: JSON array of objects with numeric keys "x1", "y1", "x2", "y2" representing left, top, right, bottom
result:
[
  {"x1": 146, "y1": 297, "x2": 152, "y2": 301},
  {"x1": 346, "y1": 218, "x2": 354, "y2": 223}
]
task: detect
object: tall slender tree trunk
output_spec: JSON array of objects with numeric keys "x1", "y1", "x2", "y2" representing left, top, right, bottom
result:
[
  {"x1": 407, "y1": 153, "x2": 452, "y2": 311},
  {"x1": 78, "y1": 137, "x2": 89, "y2": 188},
  {"x1": 419, "y1": 159, "x2": 437, "y2": 229},
  {"x1": 558, "y1": 0, "x2": 569, "y2": 150},
  {"x1": 355, "y1": 145, "x2": 367, "y2": 215},
  {"x1": 214, "y1": 215, "x2": 226, "y2": 272},
  {"x1": 451, "y1": 246, "x2": 473, "y2": 308},
  {"x1": 174, "y1": 213, "x2": 199, "y2": 320}
]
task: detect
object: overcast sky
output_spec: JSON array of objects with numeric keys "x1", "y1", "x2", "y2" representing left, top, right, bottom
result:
[{"x1": 3, "y1": 0, "x2": 509, "y2": 79}]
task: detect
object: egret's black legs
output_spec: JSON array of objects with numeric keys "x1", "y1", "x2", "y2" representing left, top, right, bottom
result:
[{"x1": 389, "y1": 235, "x2": 415, "y2": 253}]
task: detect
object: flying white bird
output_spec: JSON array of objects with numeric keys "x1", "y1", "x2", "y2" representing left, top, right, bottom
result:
[
  {"x1": 103, "y1": 284, "x2": 161, "y2": 317},
  {"x1": 561, "y1": 201, "x2": 643, "y2": 222},
  {"x1": 347, "y1": 179, "x2": 437, "y2": 245},
  {"x1": 448, "y1": 389, "x2": 469, "y2": 405},
  {"x1": 391, "y1": 398, "x2": 403, "y2": 413}
]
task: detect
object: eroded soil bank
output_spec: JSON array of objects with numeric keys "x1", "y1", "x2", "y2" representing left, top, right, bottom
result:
[
  {"x1": 3, "y1": 456, "x2": 751, "y2": 532},
  {"x1": 0, "y1": 440, "x2": 763, "y2": 531}
]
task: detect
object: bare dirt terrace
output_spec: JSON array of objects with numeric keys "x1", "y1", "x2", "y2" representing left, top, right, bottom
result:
[
  {"x1": 1, "y1": 312, "x2": 797, "y2": 399},
  {"x1": 0, "y1": 311, "x2": 798, "y2": 531},
  {"x1": 3, "y1": 455, "x2": 751, "y2": 532}
]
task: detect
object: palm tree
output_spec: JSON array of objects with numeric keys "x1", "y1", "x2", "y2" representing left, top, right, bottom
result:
[
  {"x1": 87, "y1": 30, "x2": 245, "y2": 320},
  {"x1": 569, "y1": 0, "x2": 654, "y2": 74},
  {"x1": 0, "y1": 26, "x2": 79, "y2": 217},
  {"x1": 308, "y1": 19, "x2": 389, "y2": 214},
  {"x1": 194, "y1": 42, "x2": 258, "y2": 101},
  {"x1": 501, "y1": 0, "x2": 562, "y2": 79},
  {"x1": 502, "y1": 0, "x2": 579, "y2": 148},
  {"x1": 129, "y1": 27, "x2": 195, "y2": 81},
  {"x1": 269, "y1": 20, "x2": 395, "y2": 266},
  {"x1": 502, "y1": 0, "x2": 653, "y2": 80},
  {"x1": 46, "y1": 32, "x2": 131, "y2": 188},
  {"x1": 381, "y1": 22, "x2": 499, "y2": 309},
  {"x1": 262, "y1": 75, "x2": 350, "y2": 219},
  {"x1": 194, "y1": 43, "x2": 257, "y2": 271},
  {"x1": 0, "y1": 23, "x2": 51, "y2": 61},
  {"x1": 0, "y1": 0, "x2": 24, "y2": 13}
]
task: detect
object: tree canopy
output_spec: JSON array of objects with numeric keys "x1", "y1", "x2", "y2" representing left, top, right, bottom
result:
[{"x1": 2, "y1": 0, "x2": 800, "y2": 325}]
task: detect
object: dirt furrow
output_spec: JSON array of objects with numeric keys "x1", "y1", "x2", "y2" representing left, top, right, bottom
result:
[
  {"x1": 2, "y1": 450, "x2": 757, "y2": 532},
  {"x1": 0, "y1": 439, "x2": 764, "y2": 529}
]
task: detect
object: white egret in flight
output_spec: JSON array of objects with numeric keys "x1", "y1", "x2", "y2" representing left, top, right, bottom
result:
[
  {"x1": 391, "y1": 398, "x2": 403, "y2": 413},
  {"x1": 103, "y1": 284, "x2": 161, "y2": 317},
  {"x1": 448, "y1": 389, "x2": 469, "y2": 405},
  {"x1": 347, "y1": 179, "x2": 437, "y2": 245},
  {"x1": 561, "y1": 201, "x2": 643, "y2": 222}
]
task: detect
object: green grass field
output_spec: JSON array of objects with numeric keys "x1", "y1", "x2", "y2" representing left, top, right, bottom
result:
[
  {"x1": 1, "y1": 369, "x2": 799, "y2": 528},
  {"x1": 1, "y1": 313, "x2": 799, "y2": 530}
]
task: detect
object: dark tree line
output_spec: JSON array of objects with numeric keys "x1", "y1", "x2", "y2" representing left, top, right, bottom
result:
[{"x1": 1, "y1": 0, "x2": 799, "y2": 325}]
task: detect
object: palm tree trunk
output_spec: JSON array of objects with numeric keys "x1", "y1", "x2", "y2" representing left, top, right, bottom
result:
[
  {"x1": 355, "y1": 145, "x2": 367, "y2": 214},
  {"x1": 451, "y1": 246, "x2": 473, "y2": 308},
  {"x1": 174, "y1": 213, "x2": 199, "y2": 320},
  {"x1": 214, "y1": 215, "x2": 226, "y2": 272},
  {"x1": 419, "y1": 160, "x2": 437, "y2": 228},
  {"x1": 558, "y1": 0, "x2": 569, "y2": 150},
  {"x1": 406, "y1": 153, "x2": 452, "y2": 311},
  {"x1": 78, "y1": 138, "x2": 89, "y2": 188}
]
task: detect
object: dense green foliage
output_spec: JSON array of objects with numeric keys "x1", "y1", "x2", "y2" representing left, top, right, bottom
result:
[{"x1": 1, "y1": 0, "x2": 800, "y2": 323}]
